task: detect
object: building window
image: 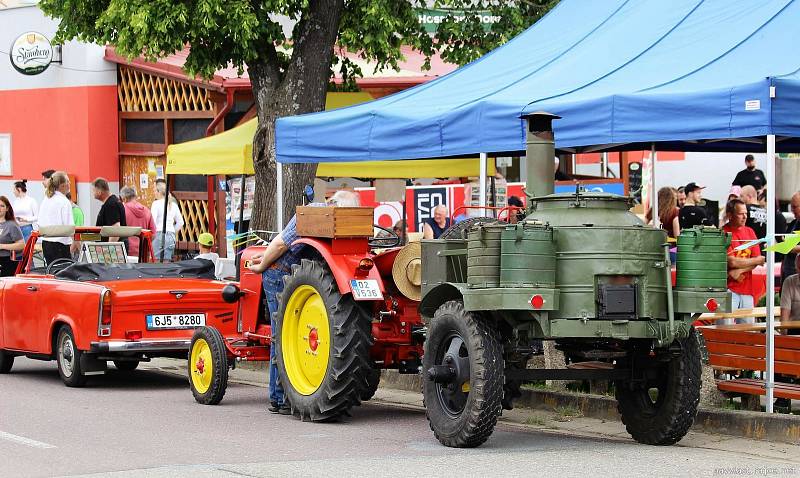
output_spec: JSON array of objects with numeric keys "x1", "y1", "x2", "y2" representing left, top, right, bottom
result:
[
  {"x1": 125, "y1": 120, "x2": 164, "y2": 144},
  {"x1": 173, "y1": 119, "x2": 212, "y2": 144}
]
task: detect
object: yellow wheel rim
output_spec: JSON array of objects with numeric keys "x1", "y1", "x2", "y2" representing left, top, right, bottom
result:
[
  {"x1": 282, "y1": 285, "x2": 331, "y2": 396},
  {"x1": 190, "y1": 338, "x2": 213, "y2": 394}
]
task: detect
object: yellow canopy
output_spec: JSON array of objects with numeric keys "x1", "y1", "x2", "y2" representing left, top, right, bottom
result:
[{"x1": 166, "y1": 91, "x2": 495, "y2": 178}]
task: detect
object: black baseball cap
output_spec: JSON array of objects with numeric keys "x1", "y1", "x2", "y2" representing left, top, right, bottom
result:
[{"x1": 684, "y1": 182, "x2": 706, "y2": 193}]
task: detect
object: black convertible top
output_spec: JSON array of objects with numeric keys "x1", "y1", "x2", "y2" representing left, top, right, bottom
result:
[{"x1": 55, "y1": 259, "x2": 216, "y2": 282}]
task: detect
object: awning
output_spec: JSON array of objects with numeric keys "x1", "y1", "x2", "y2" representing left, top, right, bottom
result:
[{"x1": 167, "y1": 91, "x2": 494, "y2": 178}]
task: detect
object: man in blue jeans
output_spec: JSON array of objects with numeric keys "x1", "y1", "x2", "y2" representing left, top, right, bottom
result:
[{"x1": 247, "y1": 190, "x2": 360, "y2": 415}]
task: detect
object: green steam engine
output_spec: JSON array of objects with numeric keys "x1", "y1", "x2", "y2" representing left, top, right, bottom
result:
[{"x1": 418, "y1": 112, "x2": 731, "y2": 448}]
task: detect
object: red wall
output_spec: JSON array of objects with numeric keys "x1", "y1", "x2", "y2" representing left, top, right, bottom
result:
[{"x1": 0, "y1": 85, "x2": 118, "y2": 182}]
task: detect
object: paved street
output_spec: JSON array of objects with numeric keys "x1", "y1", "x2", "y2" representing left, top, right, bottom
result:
[{"x1": 1, "y1": 358, "x2": 799, "y2": 478}]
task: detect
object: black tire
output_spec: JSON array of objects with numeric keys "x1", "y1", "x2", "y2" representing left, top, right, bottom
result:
[
  {"x1": 276, "y1": 259, "x2": 373, "y2": 421},
  {"x1": 0, "y1": 350, "x2": 14, "y2": 374},
  {"x1": 439, "y1": 217, "x2": 504, "y2": 240},
  {"x1": 56, "y1": 326, "x2": 87, "y2": 387},
  {"x1": 360, "y1": 367, "x2": 381, "y2": 402},
  {"x1": 615, "y1": 327, "x2": 702, "y2": 446},
  {"x1": 422, "y1": 300, "x2": 504, "y2": 448},
  {"x1": 189, "y1": 326, "x2": 229, "y2": 405},
  {"x1": 113, "y1": 360, "x2": 140, "y2": 372}
]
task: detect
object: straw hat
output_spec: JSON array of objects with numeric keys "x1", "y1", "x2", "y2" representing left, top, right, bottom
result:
[{"x1": 392, "y1": 241, "x2": 422, "y2": 301}]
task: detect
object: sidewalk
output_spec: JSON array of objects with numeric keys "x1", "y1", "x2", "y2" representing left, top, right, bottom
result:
[{"x1": 145, "y1": 358, "x2": 800, "y2": 460}]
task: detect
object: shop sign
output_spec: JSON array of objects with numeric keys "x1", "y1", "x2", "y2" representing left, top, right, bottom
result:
[
  {"x1": 417, "y1": 8, "x2": 501, "y2": 33},
  {"x1": 10, "y1": 31, "x2": 53, "y2": 75}
]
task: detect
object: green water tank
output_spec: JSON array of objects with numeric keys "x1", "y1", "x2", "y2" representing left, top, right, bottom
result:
[
  {"x1": 676, "y1": 227, "x2": 730, "y2": 290},
  {"x1": 467, "y1": 224, "x2": 505, "y2": 289},
  {"x1": 500, "y1": 221, "x2": 556, "y2": 288}
]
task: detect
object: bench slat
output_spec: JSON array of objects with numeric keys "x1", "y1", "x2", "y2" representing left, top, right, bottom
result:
[
  {"x1": 707, "y1": 354, "x2": 800, "y2": 376},
  {"x1": 706, "y1": 342, "x2": 800, "y2": 362},
  {"x1": 700, "y1": 329, "x2": 800, "y2": 350},
  {"x1": 717, "y1": 379, "x2": 800, "y2": 400}
]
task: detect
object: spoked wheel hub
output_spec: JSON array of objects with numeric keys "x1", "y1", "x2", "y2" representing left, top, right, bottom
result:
[{"x1": 430, "y1": 334, "x2": 471, "y2": 418}]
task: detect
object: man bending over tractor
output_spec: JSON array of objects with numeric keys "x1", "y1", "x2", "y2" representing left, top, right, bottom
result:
[{"x1": 248, "y1": 190, "x2": 361, "y2": 415}]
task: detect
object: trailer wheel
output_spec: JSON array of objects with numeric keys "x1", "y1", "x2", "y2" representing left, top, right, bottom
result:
[
  {"x1": 615, "y1": 327, "x2": 702, "y2": 445},
  {"x1": 276, "y1": 259, "x2": 373, "y2": 421},
  {"x1": 423, "y1": 300, "x2": 503, "y2": 448},
  {"x1": 189, "y1": 326, "x2": 229, "y2": 405},
  {"x1": 113, "y1": 360, "x2": 139, "y2": 372},
  {"x1": 0, "y1": 350, "x2": 14, "y2": 374},
  {"x1": 56, "y1": 326, "x2": 87, "y2": 387},
  {"x1": 360, "y1": 367, "x2": 381, "y2": 402}
]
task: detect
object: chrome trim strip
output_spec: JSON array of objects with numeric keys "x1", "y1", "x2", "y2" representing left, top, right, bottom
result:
[{"x1": 90, "y1": 340, "x2": 191, "y2": 353}]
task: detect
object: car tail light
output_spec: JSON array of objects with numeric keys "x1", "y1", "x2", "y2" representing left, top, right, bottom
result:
[
  {"x1": 98, "y1": 289, "x2": 112, "y2": 337},
  {"x1": 705, "y1": 298, "x2": 719, "y2": 313},
  {"x1": 125, "y1": 330, "x2": 142, "y2": 341},
  {"x1": 530, "y1": 294, "x2": 544, "y2": 309},
  {"x1": 357, "y1": 258, "x2": 374, "y2": 273}
]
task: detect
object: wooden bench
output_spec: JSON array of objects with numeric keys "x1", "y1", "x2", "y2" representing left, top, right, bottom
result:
[{"x1": 698, "y1": 322, "x2": 800, "y2": 401}]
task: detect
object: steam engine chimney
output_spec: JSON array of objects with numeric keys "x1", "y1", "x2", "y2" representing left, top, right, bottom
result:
[{"x1": 523, "y1": 111, "x2": 560, "y2": 198}]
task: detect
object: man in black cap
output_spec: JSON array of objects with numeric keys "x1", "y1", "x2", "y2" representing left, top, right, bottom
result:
[
  {"x1": 679, "y1": 182, "x2": 710, "y2": 229},
  {"x1": 732, "y1": 154, "x2": 766, "y2": 192}
]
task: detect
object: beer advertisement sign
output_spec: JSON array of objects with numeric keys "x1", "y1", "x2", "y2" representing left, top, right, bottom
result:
[{"x1": 10, "y1": 31, "x2": 53, "y2": 75}]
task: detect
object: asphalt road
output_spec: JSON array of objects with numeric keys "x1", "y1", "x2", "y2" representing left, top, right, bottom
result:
[{"x1": 1, "y1": 359, "x2": 799, "y2": 478}]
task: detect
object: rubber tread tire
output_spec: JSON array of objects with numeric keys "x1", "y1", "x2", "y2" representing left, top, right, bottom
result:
[
  {"x1": 423, "y1": 300, "x2": 504, "y2": 448},
  {"x1": 276, "y1": 259, "x2": 373, "y2": 421},
  {"x1": 360, "y1": 367, "x2": 381, "y2": 402},
  {"x1": 0, "y1": 350, "x2": 13, "y2": 374},
  {"x1": 56, "y1": 326, "x2": 87, "y2": 388},
  {"x1": 438, "y1": 217, "x2": 504, "y2": 240},
  {"x1": 189, "y1": 326, "x2": 229, "y2": 405},
  {"x1": 113, "y1": 360, "x2": 140, "y2": 372},
  {"x1": 615, "y1": 327, "x2": 702, "y2": 446}
]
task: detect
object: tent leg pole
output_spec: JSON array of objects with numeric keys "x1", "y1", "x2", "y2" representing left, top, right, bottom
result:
[
  {"x1": 237, "y1": 174, "x2": 246, "y2": 236},
  {"x1": 651, "y1": 144, "x2": 659, "y2": 228},
  {"x1": 479, "y1": 153, "x2": 487, "y2": 216},
  {"x1": 765, "y1": 134, "x2": 776, "y2": 413},
  {"x1": 276, "y1": 162, "x2": 284, "y2": 231}
]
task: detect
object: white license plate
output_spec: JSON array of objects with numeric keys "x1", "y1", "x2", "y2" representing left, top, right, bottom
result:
[
  {"x1": 146, "y1": 313, "x2": 206, "y2": 330},
  {"x1": 350, "y1": 279, "x2": 383, "y2": 301}
]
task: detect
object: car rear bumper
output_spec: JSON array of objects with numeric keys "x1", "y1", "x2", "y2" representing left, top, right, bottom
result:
[{"x1": 90, "y1": 340, "x2": 191, "y2": 353}]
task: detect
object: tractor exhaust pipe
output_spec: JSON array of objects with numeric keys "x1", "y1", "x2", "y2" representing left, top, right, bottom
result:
[{"x1": 523, "y1": 111, "x2": 561, "y2": 198}]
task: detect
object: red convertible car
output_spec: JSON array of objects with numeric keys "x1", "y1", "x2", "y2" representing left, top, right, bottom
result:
[{"x1": 0, "y1": 226, "x2": 243, "y2": 387}]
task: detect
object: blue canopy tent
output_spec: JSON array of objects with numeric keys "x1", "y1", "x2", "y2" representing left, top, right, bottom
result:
[{"x1": 275, "y1": 0, "x2": 800, "y2": 411}]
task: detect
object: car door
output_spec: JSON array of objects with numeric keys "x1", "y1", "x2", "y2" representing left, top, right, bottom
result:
[{"x1": 2, "y1": 276, "x2": 49, "y2": 352}]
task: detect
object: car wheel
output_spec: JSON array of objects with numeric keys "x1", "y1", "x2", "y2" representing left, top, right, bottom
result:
[
  {"x1": 422, "y1": 300, "x2": 503, "y2": 448},
  {"x1": 113, "y1": 360, "x2": 140, "y2": 372},
  {"x1": 189, "y1": 326, "x2": 229, "y2": 405},
  {"x1": 57, "y1": 326, "x2": 87, "y2": 387},
  {"x1": 0, "y1": 350, "x2": 14, "y2": 374}
]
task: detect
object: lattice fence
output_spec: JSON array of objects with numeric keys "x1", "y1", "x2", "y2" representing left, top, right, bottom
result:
[
  {"x1": 118, "y1": 67, "x2": 214, "y2": 112},
  {"x1": 174, "y1": 192, "x2": 209, "y2": 251}
]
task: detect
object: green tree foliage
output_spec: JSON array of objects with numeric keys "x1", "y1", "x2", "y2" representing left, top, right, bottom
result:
[{"x1": 39, "y1": 0, "x2": 557, "y2": 230}]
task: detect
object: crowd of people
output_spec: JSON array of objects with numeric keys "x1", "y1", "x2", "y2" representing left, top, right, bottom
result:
[{"x1": 0, "y1": 170, "x2": 188, "y2": 273}]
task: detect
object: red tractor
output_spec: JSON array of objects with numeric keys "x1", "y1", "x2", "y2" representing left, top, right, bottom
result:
[{"x1": 188, "y1": 206, "x2": 425, "y2": 421}]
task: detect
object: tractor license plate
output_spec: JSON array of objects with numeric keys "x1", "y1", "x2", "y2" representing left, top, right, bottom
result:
[
  {"x1": 350, "y1": 279, "x2": 383, "y2": 301},
  {"x1": 146, "y1": 313, "x2": 206, "y2": 330}
]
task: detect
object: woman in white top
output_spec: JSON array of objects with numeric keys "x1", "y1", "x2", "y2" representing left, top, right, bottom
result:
[
  {"x1": 38, "y1": 171, "x2": 75, "y2": 265},
  {"x1": 12, "y1": 179, "x2": 38, "y2": 242},
  {"x1": 151, "y1": 181, "x2": 184, "y2": 262}
]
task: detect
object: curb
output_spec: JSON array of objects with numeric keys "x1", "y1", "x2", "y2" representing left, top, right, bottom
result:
[{"x1": 380, "y1": 370, "x2": 800, "y2": 445}]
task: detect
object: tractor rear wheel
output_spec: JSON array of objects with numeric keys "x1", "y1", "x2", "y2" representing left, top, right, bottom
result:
[
  {"x1": 0, "y1": 350, "x2": 14, "y2": 374},
  {"x1": 423, "y1": 300, "x2": 503, "y2": 448},
  {"x1": 189, "y1": 326, "x2": 229, "y2": 405},
  {"x1": 360, "y1": 367, "x2": 381, "y2": 402},
  {"x1": 276, "y1": 259, "x2": 373, "y2": 421},
  {"x1": 615, "y1": 327, "x2": 702, "y2": 445}
]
